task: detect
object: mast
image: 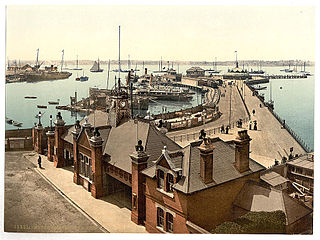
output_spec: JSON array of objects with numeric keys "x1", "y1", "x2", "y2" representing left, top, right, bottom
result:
[
  {"x1": 61, "y1": 49, "x2": 64, "y2": 72},
  {"x1": 36, "y1": 48, "x2": 39, "y2": 67},
  {"x1": 118, "y1": 25, "x2": 121, "y2": 79},
  {"x1": 142, "y1": 61, "x2": 144, "y2": 71},
  {"x1": 107, "y1": 59, "x2": 110, "y2": 89},
  {"x1": 161, "y1": 56, "x2": 162, "y2": 70},
  {"x1": 235, "y1": 51, "x2": 238, "y2": 68},
  {"x1": 128, "y1": 54, "x2": 130, "y2": 70},
  {"x1": 98, "y1": 58, "x2": 100, "y2": 70},
  {"x1": 76, "y1": 55, "x2": 79, "y2": 68}
]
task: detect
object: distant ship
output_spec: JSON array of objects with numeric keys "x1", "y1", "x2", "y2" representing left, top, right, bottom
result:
[{"x1": 90, "y1": 58, "x2": 103, "y2": 72}]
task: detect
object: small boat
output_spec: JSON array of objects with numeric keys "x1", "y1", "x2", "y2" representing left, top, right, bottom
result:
[
  {"x1": 90, "y1": 58, "x2": 103, "y2": 72},
  {"x1": 48, "y1": 101, "x2": 59, "y2": 105},
  {"x1": 79, "y1": 70, "x2": 88, "y2": 81},
  {"x1": 6, "y1": 118, "x2": 13, "y2": 124},
  {"x1": 76, "y1": 77, "x2": 80, "y2": 81},
  {"x1": 37, "y1": 105, "x2": 47, "y2": 109},
  {"x1": 24, "y1": 96, "x2": 37, "y2": 99},
  {"x1": 13, "y1": 121, "x2": 22, "y2": 127}
]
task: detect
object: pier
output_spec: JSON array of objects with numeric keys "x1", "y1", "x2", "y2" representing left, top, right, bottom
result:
[{"x1": 167, "y1": 79, "x2": 309, "y2": 168}]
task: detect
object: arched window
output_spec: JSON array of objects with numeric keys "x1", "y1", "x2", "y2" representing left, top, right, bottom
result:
[
  {"x1": 167, "y1": 173, "x2": 174, "y2": 192},
  {"x1": 157, "y1": 170, "x2": 164, "y2": 189},
  {"x1": 166, "y1": 212, "x2": 173, "y2": 233},
  {"x1": 157, "y1": 208, "x2": 164, "y2": 228}
]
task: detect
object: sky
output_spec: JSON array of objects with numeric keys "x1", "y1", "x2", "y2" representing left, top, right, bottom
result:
[{"x1": 4, "y1": 4, "x2": 316, "y2": 62}]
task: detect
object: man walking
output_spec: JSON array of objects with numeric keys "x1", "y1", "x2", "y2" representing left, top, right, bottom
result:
[{"x1": 38, "y1": 155, "x2": 42, "y2": 169}]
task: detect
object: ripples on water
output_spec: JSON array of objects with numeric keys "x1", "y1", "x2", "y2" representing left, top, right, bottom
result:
[{"x1": 5, "y1": 64, "x2": 314, "y2": 150}]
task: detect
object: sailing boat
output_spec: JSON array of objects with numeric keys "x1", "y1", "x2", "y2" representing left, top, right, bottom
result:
[
  {"x1": 90, "y1": 58, "x2": 103, "y2": 72},
  {"x1": 72, "y1": 55, "x2": 83, "y2": 70}
]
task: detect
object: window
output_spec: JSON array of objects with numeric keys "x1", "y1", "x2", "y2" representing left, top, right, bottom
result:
[
  {"x1": 89, "y1": 158, "x2": 92, "y2": 180},
  {"x1": 79, "y1": 153, "x2": 84, "y2": 175},
  {"x1": 167, "y1": 174, "x2": 174, "y2": 192},
  {"x1": 166, "y1": 213, "x2": 173, "y2": 233},
  {"x1": 157, "y1": 170, "x2": 164, "y2": 189},
  {"x1": 157, "y1": 208, "x2": 164, "y2": 228},
  {"x1": 84, "y1": 156, "x2": 89, "y2": 178}
]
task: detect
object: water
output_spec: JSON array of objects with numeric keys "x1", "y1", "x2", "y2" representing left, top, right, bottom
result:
[{"x1": 5, "y1": 64, "x2": 314, "y2": 151}]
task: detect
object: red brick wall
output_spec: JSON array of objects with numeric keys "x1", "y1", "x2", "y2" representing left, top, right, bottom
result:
[
  {"x1": 144, "y1": 177, "x2": 189, "y2": 233},
  {"x1": 187, "y1": 172, "x2": 261, "y2": 231}
]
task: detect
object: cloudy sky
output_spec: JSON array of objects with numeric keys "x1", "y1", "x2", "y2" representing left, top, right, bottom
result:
[{"x1": 5, "y1": 4, "x2": 315, "y2": 62}]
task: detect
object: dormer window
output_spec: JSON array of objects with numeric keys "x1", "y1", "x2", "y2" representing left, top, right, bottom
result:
[
  {"x1": 167, "y1": 173, "x2": 174, "y2": 192},
  {"x1": 157, "y1": 169, "x2": 164, "y2": 189}
]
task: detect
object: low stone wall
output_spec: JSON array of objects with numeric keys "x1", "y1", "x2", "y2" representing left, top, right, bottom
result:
[
  {"x1": 5, "y1": 128, "x2": 32, "y2": 138},
  {"x1": 5, "y1": 137, "x2": 33, "y2": 151}
]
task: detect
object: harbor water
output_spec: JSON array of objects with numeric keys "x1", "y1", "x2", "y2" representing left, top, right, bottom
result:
[{"x1": 5, "y1": 64, "x2": 314, "y2": 150}]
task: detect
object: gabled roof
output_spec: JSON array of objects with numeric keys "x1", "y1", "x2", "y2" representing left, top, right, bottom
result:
[
  {"x1": 233, "y1": 181, "x2": 312, "y2": 225},
  {"x1": 142, "y1": 137, "x2": 265, "y2": 194},
  {"x1": 62, "y1": 111, "x2": 109, "y2": 144},
  {"x1": 153, "y1": 148, "x2": 184, "y2": 171},
  {"x1": 104, "y1": 120, "x2": 181, "y2": 173},
  {"x1": 61, "y1": 110, "x2": 181, "y2": 174}
]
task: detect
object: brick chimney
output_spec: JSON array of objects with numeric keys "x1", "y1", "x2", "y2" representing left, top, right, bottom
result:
[
  {"x1": 89, "y1": 127, "x2": 104, "y2": 199},
  {"x1": 198, "y1": 136, "x2": 215, "y2": 184},
  {"x1": 46, "y1": 115, "x2": 55, "y2": 162},
  {"x1": 130, "y1": 140, "x2": 149, "y2": 225},
  {"x1": 53, "y1": 112, "x2": 66, "y2": 168},
  {"x1": 72, "y1": 120, "x2": 81, "y2": 184},
  {"x1": 234, "y1": 130, "x2": 252, "y2": 173}
]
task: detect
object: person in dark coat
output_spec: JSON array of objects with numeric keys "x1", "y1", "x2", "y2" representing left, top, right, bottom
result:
[{"x1": 38, "y1": 155, "x2": 42, "y2": 169}]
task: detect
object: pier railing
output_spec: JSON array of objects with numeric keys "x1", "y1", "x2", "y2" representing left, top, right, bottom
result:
[
  {"x1": 268, "y1": 109, "x2": 312, "y2": 153},
  {"x1": 244, "y1": 82, "x2": 312, "y2": 153},
  {"x1": 172, "y1": 117, "x2": 250, "y2": 143}
]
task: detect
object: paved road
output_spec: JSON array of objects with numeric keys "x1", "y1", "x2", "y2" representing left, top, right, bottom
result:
[
  {"x1": 4, "y1": 151, "x2": 103, "y2": 233},
  {"x1": 166, "y1": 84, "x2": 248, "y2": 140}
]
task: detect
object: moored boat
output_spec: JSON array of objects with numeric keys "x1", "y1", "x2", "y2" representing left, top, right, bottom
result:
[
  {"x1": 13, "y1": 121, "x2": 22, "y2": 127},
  {"x1": 37, "y1": 105, "x2": 47, "y2": 109},
  {"x1": 24, "y1": 96, "x2": 37, "y2": 99}
]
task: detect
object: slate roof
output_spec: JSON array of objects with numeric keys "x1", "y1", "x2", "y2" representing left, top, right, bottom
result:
[
  {"x1": 62, "y1": 110, "x2": 109, "y2": 144},
  {"x1": 104, "y1": 119, "x2": 181, "y2": 173},
  {"x1": 142, "y1": 137, "x2": 265, "y2": 194},
  {"x1": 233, "y1": 180, "x2": 312, "y2": 225},
  {"x1": 260, "y1": 171, "x2": 289, "y2": 187},
  {"x1": 62, "y1": 110, "x2": 181, "y2": 174}
]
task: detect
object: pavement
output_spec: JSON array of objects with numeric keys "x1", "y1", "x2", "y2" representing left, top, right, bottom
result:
[{"x1": 23, "y1": 152, "x2": 147, "y2": 233}]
